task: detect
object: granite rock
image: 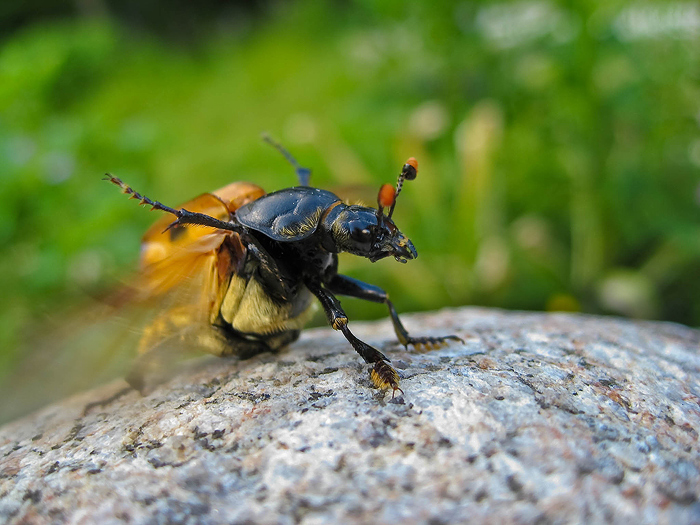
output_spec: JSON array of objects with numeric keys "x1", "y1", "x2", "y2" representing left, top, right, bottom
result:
[{"x1": 1, "y1": 308, "x2": 699, "y2": 524}]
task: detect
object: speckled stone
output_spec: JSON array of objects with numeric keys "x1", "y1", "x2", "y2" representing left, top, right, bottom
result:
[{"x1": 1, "y1": 308, "x2": 699, "y2": 524}]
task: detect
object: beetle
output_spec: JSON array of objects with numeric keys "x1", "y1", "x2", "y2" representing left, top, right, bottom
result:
[{"x1": 106, "y1": 137, "x2": 460, "y2": 396}]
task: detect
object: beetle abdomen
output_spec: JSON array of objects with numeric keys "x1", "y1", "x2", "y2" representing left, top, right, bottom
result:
[{"x1": 219, "y1": 274, "x2": 315, "y2": 336}]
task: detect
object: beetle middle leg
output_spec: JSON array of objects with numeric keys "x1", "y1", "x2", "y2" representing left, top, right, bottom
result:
[
  {"x1": 324, "y1": 274, "x2": 463, "y2": 350},
  {"x1": 305, "y1": 281, "x2": 402, "y2": 395}
]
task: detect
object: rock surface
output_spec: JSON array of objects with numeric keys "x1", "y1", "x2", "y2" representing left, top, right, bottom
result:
[{"x1": 1, "y1": 307, "x2": 699, "y2": 524}]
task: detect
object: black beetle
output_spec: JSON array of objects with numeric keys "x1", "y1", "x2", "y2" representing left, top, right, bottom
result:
[{"x1": 106, "y1": 137, "x2": 460, "y2": 395}]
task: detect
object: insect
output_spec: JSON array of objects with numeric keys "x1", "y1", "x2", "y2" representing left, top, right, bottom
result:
[{"x1": 106, "y1": 137, "x2": 460, "y2": 396}]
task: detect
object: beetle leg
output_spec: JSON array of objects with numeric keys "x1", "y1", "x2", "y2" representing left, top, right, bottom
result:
[
  {"x1": 147, "y1": 201, "x2": 294, "y2": 303},
  {"x1": 245, "y1": 243, "x2": 294, "y2": 302},
  {"x1": 106, "y1": 175, "x2": 244, "y2": 233},
  {"x1": 324, "y1": 274, "x2": 463, "y2": 351},
  {"x1": 163, "y1": 209, "x2": 243, "y2": 233},
  {"x1": 135, "y1": 198, "x2": 295, "y2": 303},
  {"x1": 305, "y1": 281, "x2": 402, "y2": 395},
  {"x1": 262, "y1": 134, "x2": 312, "y2": 186}
]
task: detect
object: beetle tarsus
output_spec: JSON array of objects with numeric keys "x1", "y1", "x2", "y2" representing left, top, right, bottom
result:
[
  {"x1": 403, "y1": 334, "x2": 464, "y2": 351},
  {"x1": 370, "y1": 360, "x2": 402, "y2": 396}
]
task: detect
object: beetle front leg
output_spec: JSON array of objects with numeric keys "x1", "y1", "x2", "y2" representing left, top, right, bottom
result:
[
  {"x1": 325, "y1": 274, "x2": 463, "y2": 350},
  {"x1": 305, "y1": 281, "x2": 402, "y2": 395}
]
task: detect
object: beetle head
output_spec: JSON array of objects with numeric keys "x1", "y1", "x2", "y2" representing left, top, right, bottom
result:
[
  {"x1": 324, "y1": 158, "x2": 418, "y2": 263},
  {"x1": 327, "y1": 206, "x2": 416, "y2": 263}
]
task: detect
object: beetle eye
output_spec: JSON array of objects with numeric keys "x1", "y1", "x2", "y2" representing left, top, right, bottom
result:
[
  {"x1": 350, "y1": 227, "x2": 371, "y2": 243},
  {"x1": 348, "y1": 224, "x2": 373, "y2": 252}
]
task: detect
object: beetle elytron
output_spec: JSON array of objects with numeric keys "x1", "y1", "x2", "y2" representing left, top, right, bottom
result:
[{"x1": 106, "y1": 137, "x2": 460, "y2": 395}]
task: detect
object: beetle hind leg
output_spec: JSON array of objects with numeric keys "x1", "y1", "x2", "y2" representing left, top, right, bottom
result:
[{"x1": 262, "y1": 134, "x2": 312, "y2": 186}]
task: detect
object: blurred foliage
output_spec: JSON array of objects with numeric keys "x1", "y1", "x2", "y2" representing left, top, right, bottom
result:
[
  {"x1": 0, "y1": 0, "x2": 265, "y2": 40},
  {"x1": 1, "y1": 1, "x2": 699, "y2": 392}
]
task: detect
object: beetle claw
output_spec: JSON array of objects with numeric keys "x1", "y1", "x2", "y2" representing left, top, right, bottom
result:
[
  {"x1": 162, "y1": 220, "x2": 181, "y2": 233},
  {"x1": 370, "y1": 360, "x2": 401, "y2": 395}
]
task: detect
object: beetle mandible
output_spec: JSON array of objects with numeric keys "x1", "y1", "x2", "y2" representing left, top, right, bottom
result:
[{"x1": 106, "y1": 137, "x2": 461, "y2": 396}]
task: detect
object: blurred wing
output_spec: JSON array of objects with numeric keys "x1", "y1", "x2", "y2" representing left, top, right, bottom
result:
[
  {"x1": 0, "y1": 184, "x2": 263, "y2": 423},
  {"x1": 138, "y1": 182, "x2": 264, "y2": 298},
  {"x1": 116, "y1": 183, "x2": 263, "y2": 391},
  {"x1": 138, "y1": 232, "x2": 232, "y2": 301},
  {"x1": 0, "y1": 239, "x2": 237, "y2": 423},
  {"x1": 0, "y1": 298, "x2": 149, "y2": 423}
]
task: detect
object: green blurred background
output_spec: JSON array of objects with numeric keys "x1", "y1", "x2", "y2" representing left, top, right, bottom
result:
[{"x1": 1, "y1": 0, "x2": 699, "y2": 400}]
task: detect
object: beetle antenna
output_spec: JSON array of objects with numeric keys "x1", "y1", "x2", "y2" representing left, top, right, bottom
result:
[
  {"x1": 261, "y1": 133, "x2": 312, "y2": 187},
  {"x1": 104, "y1": 174, "x2": 239, "y2": 233},
  {"x1": 387, "y1": 157, "x2": 418, "y2": 219}
]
